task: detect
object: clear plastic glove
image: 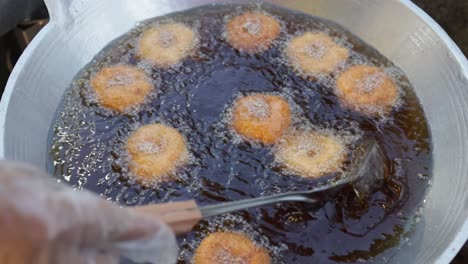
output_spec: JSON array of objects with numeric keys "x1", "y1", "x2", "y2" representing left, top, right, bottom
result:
[{"x1": 0, "y1": 161, "x2": 178, "y2": 264}]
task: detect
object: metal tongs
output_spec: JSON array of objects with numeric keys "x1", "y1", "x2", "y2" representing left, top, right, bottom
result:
[{"x1": 132, "y1": 140, "x2": 385, "y2": 234}]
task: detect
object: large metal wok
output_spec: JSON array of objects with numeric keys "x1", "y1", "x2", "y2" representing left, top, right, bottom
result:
[{"x1": 0, "y1": 0, "x2": 467, "y2": 263}]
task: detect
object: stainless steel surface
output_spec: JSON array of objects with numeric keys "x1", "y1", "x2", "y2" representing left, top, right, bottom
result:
[
  {"x1": 200, "y1": 191, "x2": 320, "y2": 218},
  {"x1": 0, "y1": 0, "x2": 467, "y2": 263}
]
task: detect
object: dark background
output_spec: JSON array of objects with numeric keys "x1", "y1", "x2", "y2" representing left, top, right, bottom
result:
[{"x1": 0, "y1": 0, "x2": 466, "y2": 263}]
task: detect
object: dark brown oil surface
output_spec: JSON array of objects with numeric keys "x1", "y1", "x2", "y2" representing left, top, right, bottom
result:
[{"x1": 48, "y1": 4, "x2": 432, "y2": 264}]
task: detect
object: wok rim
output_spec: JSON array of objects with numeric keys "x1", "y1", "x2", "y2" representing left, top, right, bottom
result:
[{"x1": 0, "y1": 0, "x2": 466, "y2": 262}]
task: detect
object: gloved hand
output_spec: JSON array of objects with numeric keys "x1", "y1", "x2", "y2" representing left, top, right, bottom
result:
[{"x1": 0, "y1": 161, "x2": 178, "y2": 264}]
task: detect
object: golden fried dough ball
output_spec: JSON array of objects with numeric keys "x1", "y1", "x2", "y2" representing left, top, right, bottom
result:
[
  {"x1": 138, "y1": 23, "x2": 197, "y2": 67},
  {"x1": 285, "y1": 32, "x2": 349, "y2": 76},
  {"x1": 126, "y1": 124, "x2": 188, "y2": 181},
  {"x1": 226, "y1": 12, "x2": 281, "y2": 53},
  {"x1": 232, "y1": 94, "x2": 291, "y2": 144},
  {"x1": 193, "y1": 232, "x2": 270, "y2": 264},
  {"x1": 275, "y1": 131, "x2": 347, "y2": 179},
  {"x1": 90, "y1": 65, "x2": 153, "y2": 112},
  {"x1": 336, "y1": 65, "x2": 399, "y2": 116}
]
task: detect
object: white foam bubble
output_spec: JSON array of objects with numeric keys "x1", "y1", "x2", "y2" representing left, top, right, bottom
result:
[
  {"x1": 214, "y1": 248, "x2": 247, "y2": 264},
  {"x1": 303, "y1": 40, "x2": 327, "y2": 60},
  {"x1": 243, "y1": 17, "x2": 262, "y2": 35},
  {"x1": 106, "y1": 74, "x2": 135, "y2": 88},
  {"x1": 157, "y1": 30, "x2": 177, "y2": 48},
  {"x1": 242, "y1": 96, "x2": 270, "y2": 119},
  {"x1": 355, "y1": 72, "x2": 385, "y2": 93},
  {"x1": 136, "y1": 141, "x2": 163, "y2": 154},
  {"x1": 294, "y1": 135, "x2": 320, "y2": 156},
  {"x1": 51, "y1": 85, "x2": 106, "y2": 189}
]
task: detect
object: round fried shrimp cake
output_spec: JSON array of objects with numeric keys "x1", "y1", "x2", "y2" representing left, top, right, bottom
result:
[
  {"x1": 126, "y1": 124, "x2": 188, "y2": 181},
  {"x1": 138, "y1": 23, "x2": 197, "y2": 67},
  {"x1": 275, "y1": 131, "x2": 347, "y2": 179},
  {"x1": 226, "y1": 12, "x2": 281, "y2": 53},
  {"x1": 336, "y1": 65, "x2": 399, "y2": 116},
  {"x1": 90, "y1": 65, "x2": 153, "y2": 112},
  {"x1": 285, "y1": 32, "x2": 349, "y2": 76},
  {"x1": 232, "y1": 94, "x2": 291, "y2": 144},
  {"x1": 194, "y1": 232, "x2": 270, "y2": 264}
]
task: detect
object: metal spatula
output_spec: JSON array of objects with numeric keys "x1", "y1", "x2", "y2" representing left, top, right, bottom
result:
[{"x1": 132, "y1": 140, "x2": 385, "y2": 234}]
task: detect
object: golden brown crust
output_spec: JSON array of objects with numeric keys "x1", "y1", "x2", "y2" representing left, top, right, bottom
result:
[
  {"x1": 226, "y1": 12, "x2": 281, "y2": 53},
  {"x1": 336, "y1": 65, "x2": 399, "y2": 116},
  {"x1": 193, "y1": 232, "x2": 271, "y2": 264},
  {"x1": 275, "y1": 131, "x2": 347, "y2": 179},
  {"x1": 285, "y1": 32, "x2": 349, "y2": 75},
  {"x1": 138, "y1": 23, "x2": 197, "y2": 67},
  {"x1": 232, "y1": 94, "x2": 291, "y2": 144},
  {"x1": 90, "y1": 65, "x2": 153, "y2": 112},
  {"x1": 126, "y1": 124, "x2": 188, "y2": 181}
]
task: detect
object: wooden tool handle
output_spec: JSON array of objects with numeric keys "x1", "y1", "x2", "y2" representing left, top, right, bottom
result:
[{"x1": 132, "y1": 200, "x2": 202, "y2": 235}]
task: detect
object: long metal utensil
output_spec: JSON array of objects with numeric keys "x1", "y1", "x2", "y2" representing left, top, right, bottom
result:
[{"x1": 132, "y1": 140, "x2": 385, "y2": 234}]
